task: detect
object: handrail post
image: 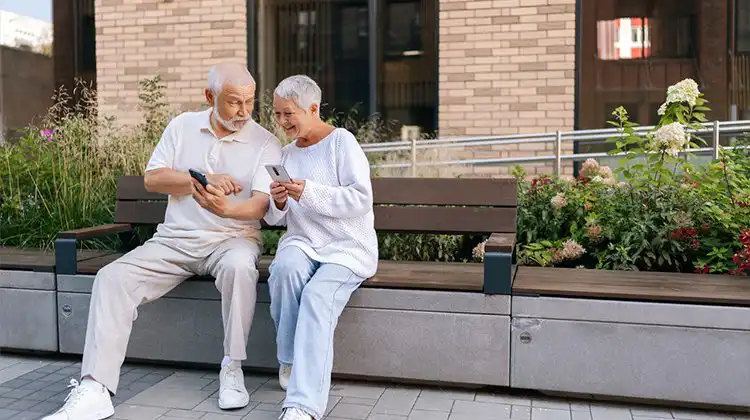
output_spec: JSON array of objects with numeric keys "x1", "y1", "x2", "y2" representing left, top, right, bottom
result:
[
  {"x1": 410, "y1": 137, "x2": 417, "y2": 177},
  {"x1": 712, "y1": 120, "x2": 720, "y2": 161},
  {"x1": 554, "y1": 130, "x2": 562, "y2": 176}
]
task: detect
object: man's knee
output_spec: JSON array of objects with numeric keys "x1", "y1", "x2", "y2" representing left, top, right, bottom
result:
[
  {"x1": 216, "y1": 251, "x2": 259, "y2": 284},
  {"x1": 92, "y1": 262, "x2": 125, "y2": 294}
]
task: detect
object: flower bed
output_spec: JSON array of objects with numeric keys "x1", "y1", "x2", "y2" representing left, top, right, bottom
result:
[{"x1": 510, "y1": 79, "x2": 750, "y2": 275}]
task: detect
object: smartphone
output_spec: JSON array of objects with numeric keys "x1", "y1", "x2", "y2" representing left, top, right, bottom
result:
[
  {"x1": 189, "y1": 168, "x2": 209, "y2": 188},
  {"x1": 265, "y1": 164, "x2": 293, "y2": 183}
]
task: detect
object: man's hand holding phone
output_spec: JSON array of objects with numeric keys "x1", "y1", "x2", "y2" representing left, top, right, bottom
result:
[
  {"x1": 189, "y1": 168, "x2": 242, "y2": 196},
  {"x1": 191, "y1": 178, "x2": 234, "y2": 217}
]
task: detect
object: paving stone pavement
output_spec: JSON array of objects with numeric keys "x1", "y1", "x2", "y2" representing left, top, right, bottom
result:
[{"x1": 0, "y1": 353, "x2": 747, "y2": 420}]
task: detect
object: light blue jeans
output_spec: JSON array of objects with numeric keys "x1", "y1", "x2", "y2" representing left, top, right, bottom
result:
[{"x1": 268, "y1": 245, "x2": 364, "y2": 419}]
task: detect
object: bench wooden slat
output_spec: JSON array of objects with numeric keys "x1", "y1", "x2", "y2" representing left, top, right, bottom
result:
[
  {"x1": 0, "y1": 247, "x2": 112, "y2": 272},
  {"x1": 513, "y1": 266, "x2": 750, "y2": 306},
  {"x1": 117, "y1": 176, "x2": 165, "y2": 201},
  {"x1": 76, "y1": 254, "x2": 484, "y2": 292},
  {"x1": 374, "y1": 206, "x2": 515, "y2": 233},
  {"x1": 115, "y1": 201, "x2": 166, "y2": 224},
  {"x1": 372, "y1": 177, "x2": 517, "y2": 206},
  {"x1": 116, "y1": 201, "x2": 516, "y2": 234},
  {"x1": 118, "y1": 175, "x2": 519, "y2": 207}
]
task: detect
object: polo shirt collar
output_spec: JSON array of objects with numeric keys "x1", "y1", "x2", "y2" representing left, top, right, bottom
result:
[{"x1": 200, "y1": 108, "x2": 250, "y2": 143}]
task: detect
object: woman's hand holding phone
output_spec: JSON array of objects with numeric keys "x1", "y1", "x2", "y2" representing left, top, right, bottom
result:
[{"x1": 270, "y1": 182, "x2": 288, "y2": 210}]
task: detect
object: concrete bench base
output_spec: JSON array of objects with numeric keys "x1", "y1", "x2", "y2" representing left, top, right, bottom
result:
[
  {"x1": 56, "y1": 274, "x2": 511, "y2": 387},
  {"x1": 0, "y1": 269, "x2": 58, "y2": 352},
  {"x1": 510, "y1": 296, "x2": 750, "y2": 407}
]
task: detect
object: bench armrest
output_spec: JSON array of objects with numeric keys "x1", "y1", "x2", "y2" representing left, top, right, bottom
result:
[
  {"x1": 485, "y1": 232, "x2": 515, "y2": 253},
  {"x1": 483, "y1": 232, "x2": 517, "y2": 294},
  {"x1": 58, "y1": 223, "x2": 133, "y2": 240},
  {"x1": 56, "y1": 223, "x2": 134, "y2": 275}
]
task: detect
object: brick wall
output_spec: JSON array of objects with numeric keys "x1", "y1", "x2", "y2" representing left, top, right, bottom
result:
[
  {"x1": 95, "y1": 0, "x2": 248, "y2": 126},
  {"x1": 437, "y1": 0, "x2": 577, "y2": 175}
]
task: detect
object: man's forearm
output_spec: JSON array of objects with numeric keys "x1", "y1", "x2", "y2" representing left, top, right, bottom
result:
[
  {"x1": 144, "y1": 168, "x2": 193, "y2": 196},
  {"x1": 225, "y1": 193, "x2": 270, "y2": 221}
]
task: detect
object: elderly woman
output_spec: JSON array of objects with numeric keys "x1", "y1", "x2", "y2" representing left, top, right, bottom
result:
[{"x1": 263, "y1": 75, "x2": 378, "y2": 420}]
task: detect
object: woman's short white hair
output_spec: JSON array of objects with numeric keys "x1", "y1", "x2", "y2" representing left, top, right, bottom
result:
[
  {"x1": 274, "y1": 75, "x2": 322, "y2": 111},
  {"x1": 207, "y1": 62, "x2": 256, "y2": 94}
]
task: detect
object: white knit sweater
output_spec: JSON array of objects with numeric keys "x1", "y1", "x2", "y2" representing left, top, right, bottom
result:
[{"x1": 263, "y1": 128, "x2": 379, "y2": 279}]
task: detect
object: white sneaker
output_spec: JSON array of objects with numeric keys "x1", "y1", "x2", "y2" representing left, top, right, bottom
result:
[
  {"x1": 218, "y1": 361, "x2": 249, "y2": 410},
  {"x1": 279, "y1": 364, "x2": 292, "y2": 391},
  {"x1": 41, "y1": 378, "x2": 114, "y2": 420},
  {"x1": 279, "y1": 407, "x2": 314, "y2": 420}
]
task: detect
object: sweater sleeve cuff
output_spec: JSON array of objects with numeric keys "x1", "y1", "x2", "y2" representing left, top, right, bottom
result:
[
  {"x1": 264, "y1": 200, "x2": 289, "y2": 225},
  {"x1": 299, "y1": 179, "x2": 322, "y2": 210}
]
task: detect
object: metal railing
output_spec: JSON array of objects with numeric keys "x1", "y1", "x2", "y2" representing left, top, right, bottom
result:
[{"x1": 361, "y1": 120, "x2": 750, "y2": 175}]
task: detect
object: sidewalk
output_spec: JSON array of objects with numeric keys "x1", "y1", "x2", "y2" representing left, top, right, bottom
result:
[{"x1": 0, "y1": 353, "x2": 745, "y2": 420}]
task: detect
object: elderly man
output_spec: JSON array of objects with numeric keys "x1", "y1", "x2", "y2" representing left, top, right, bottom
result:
[{"x1": 42, "y1": 62, "x2": 282, "y2": 420}]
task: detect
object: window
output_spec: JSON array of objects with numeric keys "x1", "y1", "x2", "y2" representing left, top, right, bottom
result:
[
  {"x1": 385, "y1": 0, "x2": 422, "y2": 58},
  {"x1": 737, "y1": 0, "x2": 750, "y2": 54},
  {"x1": 255, "y1": 0, "x2": 437, "y2": 132},
  {"x1": 597, "y1": 15, "x2": 696, "y2": 60}
]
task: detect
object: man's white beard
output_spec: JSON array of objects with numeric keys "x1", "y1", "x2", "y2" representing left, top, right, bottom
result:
[{"x1": 213, "y1": 100, "x2": 250, "y2": 132}]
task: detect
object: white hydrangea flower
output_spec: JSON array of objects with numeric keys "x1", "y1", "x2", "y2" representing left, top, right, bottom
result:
[
  {"x1": 665, "y1": 78, "x2": 701, "y2": 107},
  {"x1": 657, "y1": 102, "x2": 668, "y2": 116},
  {"x1": 652, "y1": 122, "x2": 688, "y2": 157}
]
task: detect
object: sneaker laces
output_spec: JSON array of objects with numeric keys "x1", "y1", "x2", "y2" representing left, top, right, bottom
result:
[
  {"x1": 57, "y1": 379, "x2": 88, "y2": 411},
  {"x1": 221, "y1": 365, "x2": 244, "y2": 392},
  {"x1": 279, "y1": 407, "x2": 312, "y2": 420}
]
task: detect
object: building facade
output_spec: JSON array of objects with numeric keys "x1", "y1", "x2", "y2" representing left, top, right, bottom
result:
[{"x1": 53, "y1": 0, "x2": 748, "y2": 172}]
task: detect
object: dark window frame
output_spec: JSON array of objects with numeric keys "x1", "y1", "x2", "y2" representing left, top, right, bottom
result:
[{"x1": 246, "y1": 0, "x2": 438, "y2": 131}]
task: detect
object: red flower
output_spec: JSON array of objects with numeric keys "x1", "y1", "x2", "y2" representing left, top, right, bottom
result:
[
  {"x1": 729, "y1": 229, "x2": 750, "y2": 275},
  {"x1": 694, "y1": 264, "x2": 710, "y2": 274}
]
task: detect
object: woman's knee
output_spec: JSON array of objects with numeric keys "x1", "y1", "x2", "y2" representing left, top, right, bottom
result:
[{"x1": 269, "y1": 247, "x2": 314, "y2": 284}]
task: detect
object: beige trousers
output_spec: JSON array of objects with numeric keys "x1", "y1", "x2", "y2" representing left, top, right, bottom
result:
[{"x1": 80, "y1": 236, "x2": 261, "y2": 394}]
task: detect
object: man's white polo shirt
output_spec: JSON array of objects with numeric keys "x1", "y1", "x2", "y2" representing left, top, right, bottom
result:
[{"x1": 145, "y1": 108, "x2": 282, "y2": 257}]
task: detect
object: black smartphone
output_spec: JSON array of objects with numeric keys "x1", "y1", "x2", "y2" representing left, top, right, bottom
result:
[{"x1": 189, "y1": 168, "x2": 208, "y2": 188}]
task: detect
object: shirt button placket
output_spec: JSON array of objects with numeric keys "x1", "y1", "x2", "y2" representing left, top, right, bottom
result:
[{"x1": 208, "y1": 141, "x2": 221, "y2": 172}]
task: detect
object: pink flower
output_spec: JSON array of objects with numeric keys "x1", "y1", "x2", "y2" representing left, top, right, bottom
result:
[
  {"x1": 550, "y1": 192, "x2": 567, "y2": 210},
  {"x1": 472, "y1": 240, "x2": 486, "y2": 262},
  {"x1": 586, "y1": 224, "x2": 602, "y2": 242},
  {"x1": 580, "y1": 158, "x2": 600, "y2": 178},
  {"x1": 40, "y1": 128, "x2": 57, "y2": 142},
  {"x1": 552, "y1": 239, "x2": 586, "y2": 262}
]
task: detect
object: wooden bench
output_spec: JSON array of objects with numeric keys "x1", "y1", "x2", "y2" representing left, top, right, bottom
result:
[
  {"x1": 510, "y1": 266, "x2": 750, "y2": 408},
  {"x1": 0, "y1": 247, "x2": 107, "y2": 352},
  {"x1": 52, "y1": 175, "x2": 518, "y2": 386}
]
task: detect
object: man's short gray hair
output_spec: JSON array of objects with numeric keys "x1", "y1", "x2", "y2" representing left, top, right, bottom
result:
[
  {"x1": 207, "y1": 62, "x2": 256, "y2": 94},
  {"x1": 274, "y1": 75, "x2": 322, "y2": 111}
]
